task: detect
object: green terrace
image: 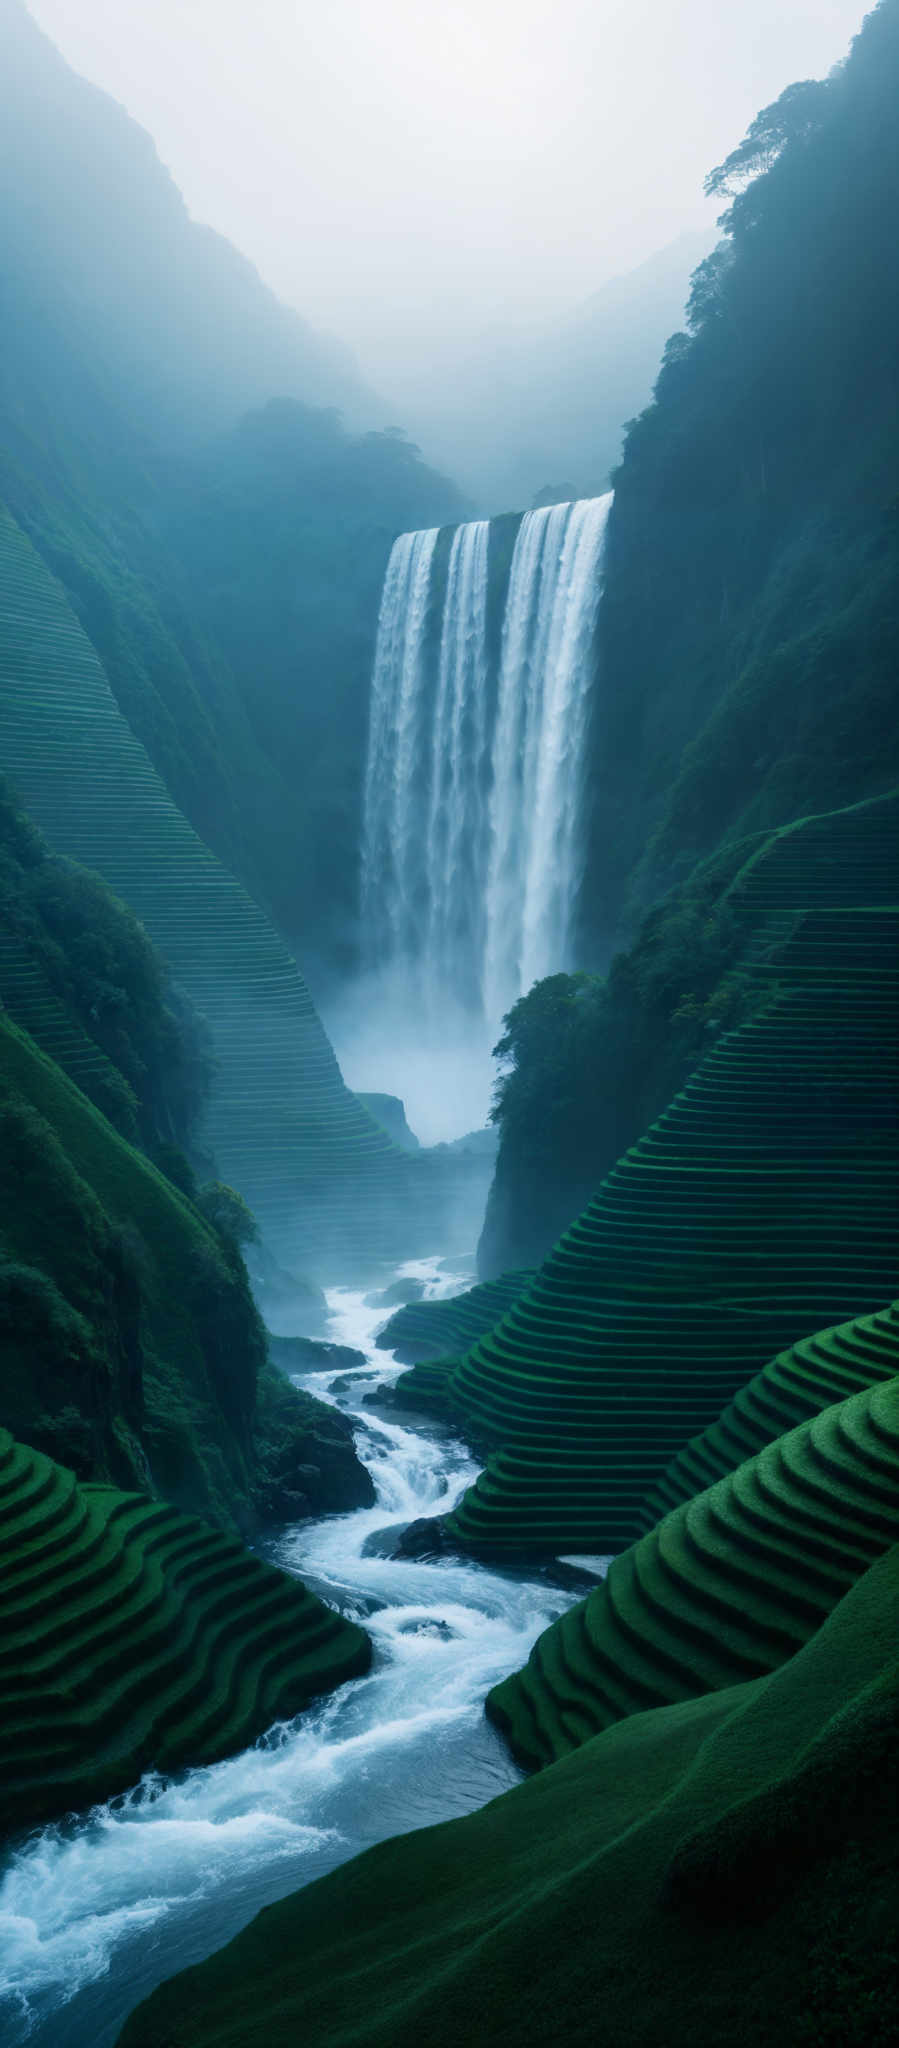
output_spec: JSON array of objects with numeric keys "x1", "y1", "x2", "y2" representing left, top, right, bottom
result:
[{"x1": 0, "y1": 1428, "x2": 370, "y2": 1831}]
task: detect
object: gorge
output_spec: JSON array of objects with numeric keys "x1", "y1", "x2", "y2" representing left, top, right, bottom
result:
[{"x1": 1, "y1": 1, "x2": 899, "y2": 2044}]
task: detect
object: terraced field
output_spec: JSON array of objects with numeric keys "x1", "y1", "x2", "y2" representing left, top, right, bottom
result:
[
  {"x1": 383, "y1": 1273, "x2": 534, "y2": 1409},
  {"x1": 438, "y1": 793, "x2": 899, "y2": 1555},
  {"x1": 639, "y1": 1299, "x2": 899, "y2": 1529},
  {"x1": 487, "y1": 1373, "x2": 899, "y2": 1769},
  {"x1": 0, "y1": 1429, "x2": 371, "y2": 1830},
  {"x1": 0, "y1": 506, "x2": 444, "y2": 1275}
]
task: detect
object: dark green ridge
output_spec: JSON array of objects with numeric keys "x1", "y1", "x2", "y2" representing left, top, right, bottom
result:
[
  {"x1": 0, "y1": 504, "x2": 458, "y2": 1277},
  {"x1": 440, "y1": 794, "x2": 899, "y2": 1556},
  {"x1": 118, "y1": 1544, "x2": 899, "y2": 2048},
  {"x1": 0, "y1": 1009, "x2": 263, "y2": 1520},
  {"x1": 639, "y1": 1299, "x2": 899, "y2": 1530},
  {"x1": 382, "y1": 1270, "x2": 534, "y2": 1365},
  {"x1": 0, "y1": 1427, "x2": 370, "y2": 1832},
  {"x1": 487, "y1": 1374, "x2": 899, "y2": 1771}
]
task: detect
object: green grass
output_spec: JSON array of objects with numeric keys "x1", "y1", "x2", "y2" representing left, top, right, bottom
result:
[
  {"x1": 487, "y1": 1370, "x2": 899, "y2": 1769},
  {"x1": 385, "y1": 1271, "x2": 535, "y2": 1412},
  {"x1": 117, "y1": 1541, "x2": 899, "y2": 2048},
  {"x1": 0, "y1": 1427, "x2": 371, "y2": 1831},
  {"x1": 437, "y1": 792, "x2": 899, "y2": 1555}
]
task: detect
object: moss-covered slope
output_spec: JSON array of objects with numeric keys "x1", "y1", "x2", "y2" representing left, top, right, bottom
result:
[
  {"x1": 0, "y1": 1009, "x2": 265, "y2": 1519},
  {"x1": 488, "y1": 1373, "x2": 899, "y2": 1771},
  {"x1": 436, "y1": 797, "x2": 899, "y2": 1555},
  {"x1": 0, "y1": 1428, "x2": 370, "y2": 1831},
  {"x1": 0, "y1": 502, "x2": 453, "y2": 1276},
  {"x1": 118, "y1": 1544, "x2": 899, "y2": 2048}
]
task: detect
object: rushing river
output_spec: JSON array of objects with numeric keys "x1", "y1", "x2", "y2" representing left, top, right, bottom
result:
[{"x1": 0, "y1": 1259, "x2": 578, "y2": 2047}]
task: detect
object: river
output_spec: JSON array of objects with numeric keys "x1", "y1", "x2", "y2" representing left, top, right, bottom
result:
[{"x1": 0, "y1": 1258, "x2": 580, "y2": 2046}]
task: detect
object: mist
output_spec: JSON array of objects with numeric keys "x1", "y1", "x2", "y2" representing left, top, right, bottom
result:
[
  {"x1": 326, "y1": 964, "x2": 497, "y2": 1148},
  {"x1": 28, "y1": 1, "x2": 865, "y2": 427}
]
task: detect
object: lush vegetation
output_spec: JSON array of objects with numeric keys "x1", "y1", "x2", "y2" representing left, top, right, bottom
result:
[
  {"x1": 119, "y1": 1539, "x2": 899, "y2": 2048},
  {"x1": 0, "y1": 1427, "x2": 371, "y2": 1830},
  {"x1": 0, "y1": 775, "x2": 210, "y2": 1154},
  {"x1": 581, "y1": 0, "x2": 899, "y2": 946}
]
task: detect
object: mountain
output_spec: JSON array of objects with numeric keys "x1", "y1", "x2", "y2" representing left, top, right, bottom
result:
[
  {"x1": 580, "y1": 0, "x2": 899, "y2": 950},
  {"x1": 389, "y1": 233, "x2": 710, "y2": 514},
  {"x1": 0, "y1": 0, "x2": 377, "y2": 443},
  {"x1": 0, "y1": 0, "x2": 465, "y2": 973}
]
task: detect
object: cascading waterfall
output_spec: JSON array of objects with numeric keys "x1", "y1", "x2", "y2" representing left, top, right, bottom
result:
[{"x1": 361, "y1": 493, "x2": 613, "y2": 1030}]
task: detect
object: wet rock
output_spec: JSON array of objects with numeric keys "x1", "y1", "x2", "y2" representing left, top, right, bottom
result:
[
  {"x1": 268, "y1": 1334, "x2": 367, "y2": 1373},
  {"x1": 394, "y1": 1516, "x2": 448, "y2": 1559},
  {"x1": 367, "y1": 1276, "x2": 427, "y2": 1310}
]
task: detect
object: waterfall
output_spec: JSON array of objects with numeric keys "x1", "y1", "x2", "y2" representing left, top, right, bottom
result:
[{"x1": 361, "y1": 493, "x2": 613, "y2": 1030}]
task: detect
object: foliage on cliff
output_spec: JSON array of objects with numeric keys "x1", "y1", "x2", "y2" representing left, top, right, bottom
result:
[{"x1": 583, "y1": 0, "x2": 899, "y2": 946}]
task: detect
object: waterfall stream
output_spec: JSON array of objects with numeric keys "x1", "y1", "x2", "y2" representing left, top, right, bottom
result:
[
  {"x1": 361, "y1": 493, "x2": 613, "y2": 1029},
  {"x1": 0, "y1": 1262, "x2": 578, "y2": 2048}
]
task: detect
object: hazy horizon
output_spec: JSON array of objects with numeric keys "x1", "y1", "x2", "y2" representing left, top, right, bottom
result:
[{"x1": 27, "y1": 0, "x2": 866, "y2": 406}]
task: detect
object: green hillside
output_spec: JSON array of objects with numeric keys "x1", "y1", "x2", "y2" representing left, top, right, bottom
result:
[
  {"x1": 0, "y1": 1007, "x2": 263, "y2": 1516},
  {"x1": 430, "y1": 794, "x2": 899, "y2": 1555},
  {"x1": 582, "y1": 0, "x2": 899, "y2": 946},
  {"x1": 0, "y1": 1427, "x2": 370, "y2": 1831},
  {"x1": 0, "y1": 774, "x2": 210, "y2": 1150},
  {"x1": 118, "y1": 1543, "x2": 899, "y2": 2048},
  {"x1": 0, "y1": 504, "x2": 457, "y2": 1276},
  {"x1": 488, "y1": 1372, "x2": 899, "y2": 1770},
  {"x1": 641, "y1": 1298, "x2": 899, "y2": 1529}
]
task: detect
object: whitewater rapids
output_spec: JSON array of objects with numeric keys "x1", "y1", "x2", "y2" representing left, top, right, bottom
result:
[{"x1": 0, "y1": 1260, "x2": 576, "y2": 2047}]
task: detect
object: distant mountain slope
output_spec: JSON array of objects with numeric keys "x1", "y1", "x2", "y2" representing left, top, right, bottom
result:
[
  {"x1": 0, "y1": 0, "x2": 375, "y2": 440},
  {"x1": 0, "y1": 505, "x2": 455, "y2": 1277},
  {"x1": 395, "y1": 233, "x2": 709, "y2": 515},
  {"x1": 0, "y1": 0, "x2": 464, "y2": 970}
]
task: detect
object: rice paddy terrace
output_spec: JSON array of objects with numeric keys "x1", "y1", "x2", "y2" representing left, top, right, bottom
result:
[
  {"x1": 0, "y1": 1427, "x2": 370, "y2": 1831},
  {"x1": 381, "y1": 1270, "x2": 534, "y2": 1371},
  {"x1": 422, "y1": 792, "x2": 899, "y2": 1556},
  {"x1": 0, "y1": 505, "x2": 453, "y2": 1276},
  {"x1": 639, "y1": 1298, "x2": 899, "y2": 1529},
  {"x1": 487, "y1": 1370, "x2": 899, "y2": 1771}
]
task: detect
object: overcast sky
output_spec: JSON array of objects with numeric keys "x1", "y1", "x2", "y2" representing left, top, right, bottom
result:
[{"x1": 28, "y1": 0, "x2": 868, "y2": 383}]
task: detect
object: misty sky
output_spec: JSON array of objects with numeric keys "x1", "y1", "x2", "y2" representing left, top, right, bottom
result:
[{"x1": 29, "y1": 0, "x2": 867, "y2": 386}]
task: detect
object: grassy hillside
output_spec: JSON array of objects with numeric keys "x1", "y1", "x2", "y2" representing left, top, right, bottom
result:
[
  {"x1": 428, "y1": 794, "x2": 899, "y2": 1555},
  {"x1": 488, "y1": 1370, "x2": 899, "y2": 1770},
  {"x1": 582, "y1": 0, "x2": 899, "y2": 949},
  {"x1": 118, "y1": 1543, "x2": 899, "y2": 2048},
  {"x1": 0, "y1": 1428, "x2": 370, "y2": 1831}
]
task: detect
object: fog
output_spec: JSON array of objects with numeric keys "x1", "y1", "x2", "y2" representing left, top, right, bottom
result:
[{"x1": 29, "y1": 0, "x2": 866, "y2": 409}]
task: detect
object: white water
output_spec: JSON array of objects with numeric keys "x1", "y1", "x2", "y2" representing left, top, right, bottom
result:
[
  {"x1": 360, "y1": 493, "x2": 613, "y2": 1034},
  {"x1": 0, "y1": 1262, "x2": 576, "y2": 2048}
]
